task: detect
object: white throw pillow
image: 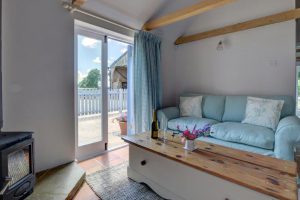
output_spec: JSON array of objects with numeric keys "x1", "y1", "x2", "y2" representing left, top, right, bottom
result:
[
  {"x1": 242, "y1": 97, "x2": 284, "y2": 131},
  {"x1": 179, "y1": 96, "x2": 203, "y2": 118}
]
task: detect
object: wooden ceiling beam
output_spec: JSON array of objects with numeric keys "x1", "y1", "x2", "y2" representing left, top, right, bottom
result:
[
  {"x1": 143, "y1": 0, "x2": 236, "y2": 31},
  {"x1": 72, "y1": 0, "x2": 86, "y2": 7},
  {"x1": 175, "y1": 8, "x2": 300, "y2": 45}
]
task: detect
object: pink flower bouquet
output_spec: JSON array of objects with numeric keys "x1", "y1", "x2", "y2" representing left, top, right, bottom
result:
[
  {"x1": 178, "y1": 124, "x2": 211, "y2": 141},
  {"x1": 182, "y1": 129, "x2": 198, "y2": 140}
]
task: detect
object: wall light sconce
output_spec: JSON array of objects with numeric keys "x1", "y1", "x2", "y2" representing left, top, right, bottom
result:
[
  {"x1": 62, "y1": 1, "x2": 76, "y2": 12},
  {"x1": 217, "y1": 40, "x2": 224, "y2": 51}
]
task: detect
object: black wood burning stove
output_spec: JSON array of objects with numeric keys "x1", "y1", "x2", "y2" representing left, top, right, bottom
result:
[{"x1": 0, "y1": 132, "x2": 35, "y2": 200}]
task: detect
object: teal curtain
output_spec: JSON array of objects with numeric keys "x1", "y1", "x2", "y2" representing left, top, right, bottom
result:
[{"x1": 133, "y1": 31, "x2": 162, "y2": 133}]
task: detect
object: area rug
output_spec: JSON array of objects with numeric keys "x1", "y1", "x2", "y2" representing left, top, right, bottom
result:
[{"x1": 86, "y1": 162, "x2": 165, "y2": 200}]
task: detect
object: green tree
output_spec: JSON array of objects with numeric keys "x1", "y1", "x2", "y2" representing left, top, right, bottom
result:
[{"x1": 79, "y1": 69, "x2": 100, "y2": 88}]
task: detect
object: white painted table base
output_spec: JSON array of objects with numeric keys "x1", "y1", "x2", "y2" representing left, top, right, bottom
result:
[{"x1": 128, "y1": 145, "x2": 278, "y2": 200}]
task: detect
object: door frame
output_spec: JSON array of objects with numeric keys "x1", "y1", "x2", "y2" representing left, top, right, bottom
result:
[
  {"x1": 296, "y1": 64, "x2": 300, "y2": 116},
  {"x1": 75, "y1": 25, "x2": 108, "y2": 161}
]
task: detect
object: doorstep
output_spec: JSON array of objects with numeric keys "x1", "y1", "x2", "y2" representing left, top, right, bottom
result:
[{"x1": 27, "y1": 162, "x2": 85, "y2": 200}]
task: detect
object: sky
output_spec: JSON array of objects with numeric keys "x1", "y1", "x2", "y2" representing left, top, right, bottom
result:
[{"x1": 77, "y1": 35, "x2": 130, "y2": 83}]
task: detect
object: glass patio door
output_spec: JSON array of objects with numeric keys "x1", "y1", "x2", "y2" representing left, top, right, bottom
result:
[{"x1": 75, "y1": 27, "x2": 108, "y2": 161}]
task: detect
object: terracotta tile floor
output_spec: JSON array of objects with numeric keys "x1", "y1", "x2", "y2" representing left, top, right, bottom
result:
[{"x1": 74, "y1": 146, "x2": 129, "y2": 200}]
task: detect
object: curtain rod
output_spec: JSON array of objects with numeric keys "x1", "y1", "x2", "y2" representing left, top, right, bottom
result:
[{"x1": 62, "y1": 2, "x2": 139, "y2": 33}]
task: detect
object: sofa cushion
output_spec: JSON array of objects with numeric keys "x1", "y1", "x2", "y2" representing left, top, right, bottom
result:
[
  {"x1": 168, "y1": 117, "x2": 219, "y2": 132},
  {"x1": 210, "y1": 122, "x2": 275, "y2": 150},
  {"x1": 222, "y1": 96, "x2": 247, "y2": 122},
  {"x1": 202, "y1": 95, "x2": 225, "y2": 121},
  {"x1": 222, "y1": 95, "x2": 295, "y2": 122},
  {"x1": 242, "y1": 97, "x2": 284, "y2": 131}
]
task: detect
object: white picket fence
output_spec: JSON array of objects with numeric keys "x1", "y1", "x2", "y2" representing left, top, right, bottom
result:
[{"x1": 78, "y1": 88, "x2": 127, "y2": 116}]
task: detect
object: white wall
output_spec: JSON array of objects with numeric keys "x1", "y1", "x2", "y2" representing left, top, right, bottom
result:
[
  {"x1": 153, "y1": 0, "x2": 199, "y2": 107},
  {"x1": 2, "y1": 0, "x2": 75, "y2": 172},
  {"x1": 159, "y1": 0, "x2": 296, "y2": 106}
]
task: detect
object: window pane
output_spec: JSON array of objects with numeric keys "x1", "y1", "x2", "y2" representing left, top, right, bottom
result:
[
  {"x1": 107, "y1": 38, "x2": 131, "y2": 149},
  {"x1": 77, "y1": 35, "x2": 102, "y2": 146}
]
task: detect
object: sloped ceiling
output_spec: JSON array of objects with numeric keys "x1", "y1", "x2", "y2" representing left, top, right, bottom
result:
[
  {"x1": 81, "y1": 0, "x2": 295, "y2": 47},
  {"x1": 82, "y1": 0, "x2": 171, "y2": 29},
  {"x1": 82, "y1": 0, "x2": 199, "y2": 30}
]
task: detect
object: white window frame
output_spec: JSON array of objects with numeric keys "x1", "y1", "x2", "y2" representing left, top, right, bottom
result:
[{"x1": 75, "y1": 25, "x2": 108, "y2": 161}]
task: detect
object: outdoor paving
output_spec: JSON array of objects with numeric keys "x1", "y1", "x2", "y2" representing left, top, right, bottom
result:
[{"x1": 78, "y1": 114, "x2": 127, "y2": 149}]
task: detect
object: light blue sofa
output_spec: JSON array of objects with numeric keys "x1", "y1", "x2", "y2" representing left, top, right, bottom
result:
[{"x1": 157, "y1": 95, "x2": 300, "y2": 161}]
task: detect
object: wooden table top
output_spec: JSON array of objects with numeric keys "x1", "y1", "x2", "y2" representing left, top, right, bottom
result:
[{"x1": 122, "y1": 132, "x2": 298, "y2": 200}]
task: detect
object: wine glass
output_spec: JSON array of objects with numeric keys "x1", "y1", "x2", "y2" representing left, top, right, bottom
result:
[{"x1": 161, "y1": 117, "x2": 167, "y2": 143}]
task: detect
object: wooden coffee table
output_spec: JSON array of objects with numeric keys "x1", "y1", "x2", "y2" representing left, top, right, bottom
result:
[{"x1": 122, "y1": 132, "x2": 297, "y2": 200}]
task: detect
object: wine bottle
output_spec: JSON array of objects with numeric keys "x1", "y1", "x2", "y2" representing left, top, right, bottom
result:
[{"x1": 151, "y1": 110, "x2": 159, "y2": 139}]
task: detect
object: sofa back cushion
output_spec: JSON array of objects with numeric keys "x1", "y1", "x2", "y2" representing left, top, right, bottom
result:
[
  {"x1": 180, "y1": 94, "x2": 225, "y2": 121},
  {"x1": 222, "y1": 95, "x2": 295, "y2": 122}
]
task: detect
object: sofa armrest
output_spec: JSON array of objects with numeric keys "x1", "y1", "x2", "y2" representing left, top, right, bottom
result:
[
  {"x1": 274, "y1": 116, "x2": 300, "y2": 160},
  {"x1": 157, "y1": 107, "x2": 180, "y2": 130}
]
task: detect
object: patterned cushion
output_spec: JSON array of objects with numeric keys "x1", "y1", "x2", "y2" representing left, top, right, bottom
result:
[
  {"x1": 242, "y1": 97, "x2": 284, "y2": 131},
  {"x1": 179, "y1": 96, "x2": 202, "y2": 118}
]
